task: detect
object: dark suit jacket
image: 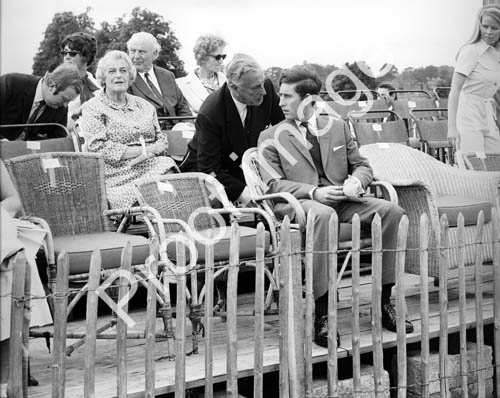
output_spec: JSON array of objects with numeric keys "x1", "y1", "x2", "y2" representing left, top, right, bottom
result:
[
  {"x1": 0, "y1": 73, "x2": 69, "y2": 140},
  {"x1": 181, "y1": 79, "x2": 284, "y2": 201},
  {"x1": 128, "y1": 65, "x2": 192, "y2": 129},
  {"x1": 258, "y1": 116, "x2": 373, "y2": 218}
]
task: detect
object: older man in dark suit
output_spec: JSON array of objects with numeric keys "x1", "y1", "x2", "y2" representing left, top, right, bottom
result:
[
  {"x1": 127, "y1": 32, "x2": 192, "y2": 130},
  {"x1": 0, "y1": 64, "x2": 82, "y2": 140},
  {"x1": 258, "y1": 66, "x2": 414, "y2": 348},
  {"x1": 181, "y1": 54, "x2": 284, "y2": 205}
]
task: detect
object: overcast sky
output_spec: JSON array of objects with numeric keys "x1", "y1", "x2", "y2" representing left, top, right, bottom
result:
[{"x1": 0, "y1": 0, "x2": 482, "y2": 76}]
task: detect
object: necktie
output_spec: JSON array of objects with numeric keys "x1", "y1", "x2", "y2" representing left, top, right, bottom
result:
[
  {"x1": 244, "y1": 106, "x2": 253, "y2": 133},
  {"x1": 144, "y1": 72, "x2": 163, "y2": 101},
  {"x1": 302, "y1": 121, "x2": 326, "y2": 180},
  {"x1": 20, "y1": 100, "x2": 46, "y2": 140},
  {"x1": 144, "y1": 72, "x2": 169, "y2": 118}
]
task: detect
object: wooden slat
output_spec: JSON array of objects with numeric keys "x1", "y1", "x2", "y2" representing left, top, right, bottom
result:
[
  {"x1": 22, "y1": 255, "x2": 31, "y2": 398},
  {"x1": 371, "y1": 214, "x2": 384, "y2": 398},
  {"x1": 279, "y1": 217, "x2": 290, "y2": 398},
  {"x1": 327, "y1": 212, "x2": 339, "y2": 398},
  {"x1": 52, "y1": 251, "x2": 69, "y2": 398},
  {"x1": 8, "y1": 252, "x2": 27, "y2": 398},
  {"x1": 456, "y1": 214, "x2": 468, "y2": 398},
  {"x1": 351, "y1": 214, "x2": 361, "y2": 395},
  {"x1": 492, "y1": 208, "x2": 500, "y2": 397},
  {"x1": 145, "y1": 237, "x2": 159, "y2": 397},
  {"x1": 290, "y1": 220, "x2": 305, "y2": 396},
  {"x1": 175, "y1": 238, "x2": 187, "y2": 398},
  {"x1": 396, "y1": 215, "x2": 408, "y2": 398},
  {"x1": 204, "y1": 243, "x2": 215, "y2": 398},
  {"x1": 419, "y1": 214, "x2": 430, "y2": 398},
  {"x1": 254, "y1": 223, "x2": 266, "y2": 398},
  {"x1": 84, "y1": 249, "x2": 102, "y2": 398},
  {"x1": 439, "y1": 215, "x2": 449, "y2": 398},
  {"x1": 227, "y1": 222, "x2": 240, "y2": 396},
  {"x1": 116, "y1": 241, "x2": 132, "y2": 398},
  {"x1": 304, "y1": 211, "x2": 315, "y2": 397},
  {"x1": 474, "y1": 212, "x2": 485, "y2": 398}
]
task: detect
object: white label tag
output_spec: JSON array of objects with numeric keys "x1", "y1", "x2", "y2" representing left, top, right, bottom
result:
[
  {"x1": 475, "y1": 151, "x2": 486, "y2": 159},
  {"x1": 377, "y1": 143, "x2": 390, "y2": 149},
  {"x1": 157, "y1": 181, "x2": 173, "y2": 192},
  {"x1": 41, "y1": 158, "x2": 61, "y2": 169},
  {"x1": 26, "y1": 141, "x2": 41, "y2": 150},
  {"x1": 408, "y1": 101, "x2": 417, "y2": 108},
  {"x1": 229, "y1": 152, "x2": 238, "y2": 161},
  {"x1": 182, "y1": 130, "x2": 194, "y2": 139},
  {"x1": 358, "y1": 100, "x2": 367, "y2": 107},
  {"x1": 372, "y1": 123, "x2": 382, "y2": 132}
]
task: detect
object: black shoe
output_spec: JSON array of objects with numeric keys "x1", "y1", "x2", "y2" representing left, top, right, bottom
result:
[
  {"x1": 314, "y1": 315, "x2": 340, "y2": 348},
  {"x1": 381, "y1": 303, "x2": 414, "y2": 333}
]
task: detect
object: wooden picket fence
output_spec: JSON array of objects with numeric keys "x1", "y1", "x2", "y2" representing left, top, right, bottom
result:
[{"x1": 6, "y1": 209, "x2": 500, "y2": 397}]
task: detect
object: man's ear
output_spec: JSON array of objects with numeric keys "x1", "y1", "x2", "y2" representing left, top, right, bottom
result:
[
  {"x1": 152, "y1": 50, "x2": 160, "y2": 60},
  {"x1": 47, "y1": 80, "x2": 57, "y2": 94}
]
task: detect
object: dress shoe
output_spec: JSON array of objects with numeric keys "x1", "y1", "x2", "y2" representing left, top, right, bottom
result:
[
  {"x1": 314, "y1": 315, "x2": 340, "y2": 348},
  {"x1": 381, "y1": 303, "x2": 414, "y2": 333}
]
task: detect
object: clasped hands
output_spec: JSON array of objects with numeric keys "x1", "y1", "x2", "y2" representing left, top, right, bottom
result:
[{"x1": 313, "y1": 177, "x2": 365, "y2": 205}]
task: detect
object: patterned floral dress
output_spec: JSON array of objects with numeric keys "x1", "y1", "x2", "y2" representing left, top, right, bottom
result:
[{"x1": 81, "y1": 90, "x2": 177, "y2": 209}]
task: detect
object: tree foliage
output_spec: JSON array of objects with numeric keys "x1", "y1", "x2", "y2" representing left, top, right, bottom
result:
[
  {"x1": 32, "y1": 7, "x2": 186, "y2": 77},
  {"x1": 32, "y1": 10, "x2": 95, "y2": 75}
]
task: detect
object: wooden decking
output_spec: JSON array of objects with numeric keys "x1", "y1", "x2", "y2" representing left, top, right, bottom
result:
[{"x1": 28, "y1": 264, "x2": 495, "y2": 398}]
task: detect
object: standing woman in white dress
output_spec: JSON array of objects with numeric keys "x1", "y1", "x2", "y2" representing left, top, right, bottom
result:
[
  {"x1": 176, "y1": 34, "x2": 227, "y2": 114},
  {"x1": 448, "y1": 4, "x2": 500, "y2": 160}
]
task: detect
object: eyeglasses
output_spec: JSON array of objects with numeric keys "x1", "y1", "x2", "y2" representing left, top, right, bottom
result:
[
  {"x1": 208, "y1": 54, "x2": 227, "y2": 61},
  {"x1": 60, "y1": 50, "x2": 80, "y2": 57}
]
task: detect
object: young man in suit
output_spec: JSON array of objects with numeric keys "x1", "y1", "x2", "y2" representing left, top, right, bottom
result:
[
  {"x1": 258, "y1": 66, "x2": 413, "y2": 348},
  {"x1": 127, "y1": 32, "x2": 192, "y2": 130},
  {"x1": 0, "y1": 64, "x2": 82, "y2": 140},
  {"x1": 181, "y1": 54, "x2": 284, "y2": 205}
]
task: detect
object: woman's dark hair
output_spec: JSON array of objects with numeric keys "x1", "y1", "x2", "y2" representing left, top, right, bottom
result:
[{"x1": 61, "y1": 32, "x2": 97, "y2": 66}]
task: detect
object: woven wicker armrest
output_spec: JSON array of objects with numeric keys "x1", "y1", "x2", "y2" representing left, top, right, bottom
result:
[
  {"x1": 368, "y1": 181, "x2": 398, "y2": 204},
  {"x1": 252, "y1": 191, "x2": 307, "y2": 231},
  {"x1": 433, "y1": 169, "x2": 500, "y2": 204}
]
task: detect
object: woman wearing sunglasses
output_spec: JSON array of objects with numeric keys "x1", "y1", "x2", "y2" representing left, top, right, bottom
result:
[
  {"x1": 176, "y1": 34, "x2": 227, "y2": 114},
  {"x1": 60, "y1": 32, "x2": 100, "y2": 127}
]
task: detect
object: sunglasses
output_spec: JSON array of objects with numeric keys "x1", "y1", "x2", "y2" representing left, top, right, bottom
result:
[
  {"x1": 60, "y1": 50, "x2": 81, "y2": 57},
  {"x1": 208, "y1": 54, "x2": 227, "y2": 61}
]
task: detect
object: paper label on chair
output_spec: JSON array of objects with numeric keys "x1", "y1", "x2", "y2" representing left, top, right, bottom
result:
[
  {"x1": 377, "y1": 143, "x2": 390, "y2": 148},
  {"x1": 26, "y1": 141, "x2": 40, "y2": 150},
  {"x1": 41, "y1": 158, "x2": 61, "y2": 169},
  {"x1": 372, "y1": 123, "x2": 382, "y2": 132},
  {"x1": 157, "y1": 181, "x2": 174, "y2": 192},
  {"x1": 182, "y1": 130, "x2": 194, "y2": 139},
  {"x1": 358, "y1": 100, "x2": 367, "y2": 107},
  {"x1": 475, "y1": 151, "x2": 486, "y2": 159},
  {"x1": 408, "y1": 101, "x2": 417, "y2": 108}
]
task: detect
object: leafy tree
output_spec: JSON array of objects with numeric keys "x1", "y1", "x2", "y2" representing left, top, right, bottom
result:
[
  {"x1": 32, "y1": 10, "x2": 95, "y2": 75},
  {"x1": 96, "y1": 7, "x2": 186, "y2": 77},
  {"x1": 32, "y1": 7, "x2": 186, "y2": 77}
]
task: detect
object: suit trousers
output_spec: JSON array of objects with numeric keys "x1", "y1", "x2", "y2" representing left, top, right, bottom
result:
[{"x1": 300, "y1": 197, "x2": 405, "y2": 299}]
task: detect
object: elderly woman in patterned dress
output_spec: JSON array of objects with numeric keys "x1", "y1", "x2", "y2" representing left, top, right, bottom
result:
[{"x1": 81, "y1": 50, "x2": 177, "y2": 209}]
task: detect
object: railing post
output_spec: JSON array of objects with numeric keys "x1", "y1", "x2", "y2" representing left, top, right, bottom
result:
[
  {"x1": 419, "y1": 214, "x2": 430, "y2": 398},
  {"x1": 327, "y1": 212, "x2": 339, "y2": 398},
  {"x1": 227, "y1": 222, "x2": 240, "y2": 397},
  {"x1": 439, "y1": 215, "x2": 450, "y2": 398}
]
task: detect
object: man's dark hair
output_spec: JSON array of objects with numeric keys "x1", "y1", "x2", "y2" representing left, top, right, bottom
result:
[
  {"x1": 279, "y1": 66, "x2": 322, "y2": 98},
  {"x1": 46, "y1": 64, "x2": 83, "y2": 95},
  {"x1": 61, "y1": 32, "x2": 97, "y2": 66}
]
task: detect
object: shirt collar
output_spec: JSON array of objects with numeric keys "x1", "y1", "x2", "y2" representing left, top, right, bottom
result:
[
  {"x1": 98, "y1": 90, "x2": 136, "y2": 111},
  {"x1": 230, "y1": 92, "x2": 248, "y2": 124},
  {"x1": 294, "y1": 115, "x2": 318, "y2": 132},
  {"x1": 477, "y1": 39, "x2": 495, "y2": 56}
]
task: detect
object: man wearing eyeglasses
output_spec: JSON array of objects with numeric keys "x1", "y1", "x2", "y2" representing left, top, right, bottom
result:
[
  {"x1": 180, "y1": 54, "x2": 284, "y2": 206},
  {"x1": 0, "y1": 64, "x2": 82, "y2": 141},
  {"x1": 127, "y1": 32, "x2": 192, "y2": 130}
]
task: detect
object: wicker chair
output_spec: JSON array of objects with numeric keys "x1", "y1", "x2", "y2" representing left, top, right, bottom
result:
[
  {"x1": 359, "y1": 143, "x2": 500, "y2": 276},
  {"x1": 241, "y1": 147, "x2": 399, "y2": 283},
  {"x1": 461, "y1": 153, "x2": 500, "y2": 172},
  {"x1": 3, "y1": 152, "x2": 163, "y2": 314},
  {"x1": 348, "y1": 110, "x2": 409, "y2": 146},
  {"x1": 133, "y1": 172, "x2": 279, "y2": 312}
]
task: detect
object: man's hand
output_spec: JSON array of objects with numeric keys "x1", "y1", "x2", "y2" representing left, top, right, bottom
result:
[{"x1": 312, "y1": 186, "x2": 347, "y2": 205}]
